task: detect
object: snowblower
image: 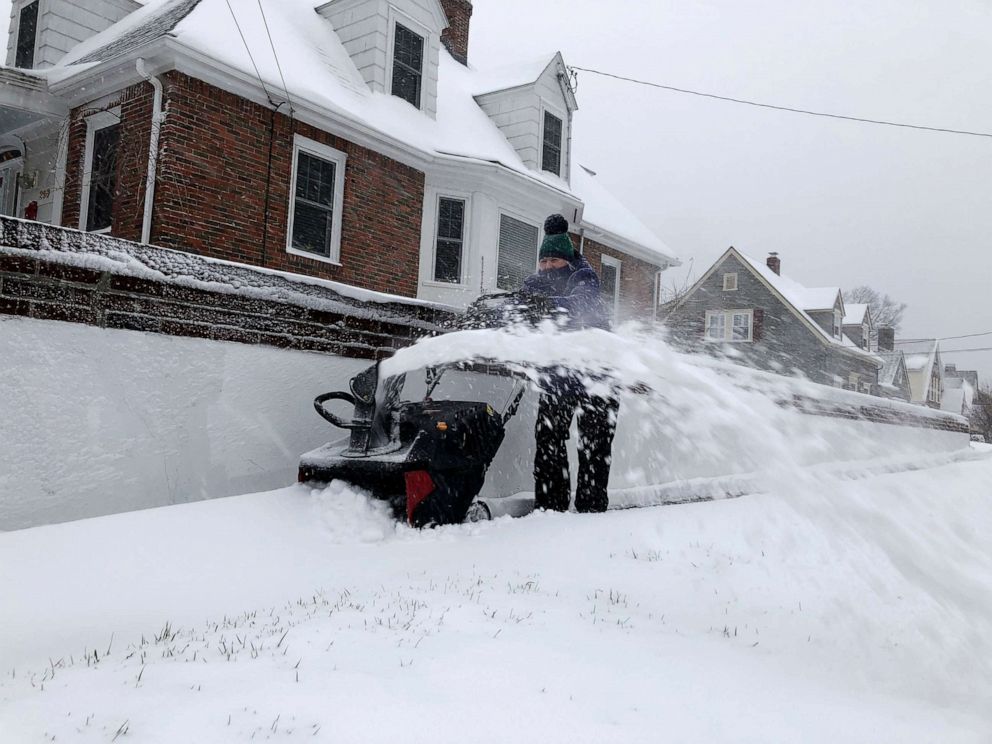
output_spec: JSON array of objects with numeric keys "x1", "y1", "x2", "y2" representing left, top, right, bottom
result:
[{"x1": 298, "y1": 293, "x2": 546, "y2": 527}]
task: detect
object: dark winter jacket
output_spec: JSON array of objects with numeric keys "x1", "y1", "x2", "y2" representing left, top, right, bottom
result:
[{"x1": 521, "y1": 255, "x2": 611, "y2": 332}]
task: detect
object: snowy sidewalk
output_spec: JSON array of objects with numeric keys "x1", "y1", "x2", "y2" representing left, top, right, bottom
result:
[{"x1": 2, "y1": 455, "x2": 992, "y2": 743}]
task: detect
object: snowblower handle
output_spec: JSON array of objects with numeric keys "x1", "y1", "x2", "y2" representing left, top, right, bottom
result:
[{"x1": 314, "y1": 391, "x2": 365, "y2": 430}]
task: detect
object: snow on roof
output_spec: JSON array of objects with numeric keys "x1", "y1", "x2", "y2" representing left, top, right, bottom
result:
[
  {"x1": 876, "y1": 351, "x2": 905, "y2": 386},
  {"x1": 894, "y1": 340, "x2": 939, "y2": 381},
  {"x1": 48, "y1": 0, "x2": 673, "y2": 264},
  {"x1": 571, "y1": 165, "x2": 677, "y2": 265},
  {"x1": 469, "y1": 54, "x2": 558, "y2": 96},
  {"x1": 843, "y1": 303, "x2": 869, "y2": 325},
  {"x1": 735, "y1": 252, "x2": 866, "y2": 355},
  {"x1": 735, "y1": 254, "x2": 840, "y2": 315}
]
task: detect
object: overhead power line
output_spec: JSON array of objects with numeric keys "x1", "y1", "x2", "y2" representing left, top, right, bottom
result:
[
  {"x1": 939, "y1": 330, "x2": 992, "y2": 342},
  {"x1": 568, "y1": 65, "x2": 992, "y2": 139},
  {"x1": 256, "y1": 0, "x2": 294, "y2": 115},
  {"x1": 941, "y1": 347, "x2": 992, "y2": 354},
  {"x1": 224, "y1": 0, "x2": 276, "y2": 106}
]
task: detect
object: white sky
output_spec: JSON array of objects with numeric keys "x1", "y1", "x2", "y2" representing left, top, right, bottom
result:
[
  {"x1": 3, "y1": 0, "x2": 990, "y2": 383},
  {"x1": 470, "y1": 0, "x2": 992, "y2": 384}
]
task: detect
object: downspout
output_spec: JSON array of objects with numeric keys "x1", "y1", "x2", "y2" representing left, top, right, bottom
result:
[{"x1": 136, "y1": 58, "x2": 164, "y2": 244}]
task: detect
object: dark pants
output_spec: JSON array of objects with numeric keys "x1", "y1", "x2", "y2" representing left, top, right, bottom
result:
[{"x1": 534, "y1": 390, "x2": 619, "y2": 513}]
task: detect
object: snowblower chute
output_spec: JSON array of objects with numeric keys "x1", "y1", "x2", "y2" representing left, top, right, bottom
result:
[{"x1": 299, "y1": 354, "x2": 526, "y2": 527}]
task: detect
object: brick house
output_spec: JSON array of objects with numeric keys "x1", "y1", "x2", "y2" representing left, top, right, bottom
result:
[
  {"x1": 662, "y1": 247, "x2": 882, "y2": 391},
  {"x1": 0, "y1": 0, "x2": 678, "y2": 322}
]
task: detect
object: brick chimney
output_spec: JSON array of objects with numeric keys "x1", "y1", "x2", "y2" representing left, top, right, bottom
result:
[
  {"x1": 766, "y1": 252, "x2": 781, "y2": 275},
  {"x1": 439, "y1": 0, "x2": 472, "y2": 65},
  {"x1": 878, "y1": 326, "x2": 895, "y2": 352}
]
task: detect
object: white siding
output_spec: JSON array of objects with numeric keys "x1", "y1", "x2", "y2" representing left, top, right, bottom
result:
[
  {"x1": 474, "y1": 60, "x2": 573, "y2": 180},
  {"x1": 318, "y1": 0, "x2": 443, "y2": 118},
  {"x1": 6, "y1": 0, "x2": 141, "y2": 69}
]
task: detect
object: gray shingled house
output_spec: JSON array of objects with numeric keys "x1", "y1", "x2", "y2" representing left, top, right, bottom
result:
[{"x1": 663, "y1": 248, "x2": 882, "y2": 392}]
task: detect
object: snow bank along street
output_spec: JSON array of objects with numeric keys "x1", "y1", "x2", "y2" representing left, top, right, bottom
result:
[{"x1": 3, "y1": 451, "x2": 992, "y2": 742}]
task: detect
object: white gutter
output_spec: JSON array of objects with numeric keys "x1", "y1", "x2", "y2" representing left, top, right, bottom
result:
[{"x1": 135, "y1": 58, "x2": 164, "y2": 244}]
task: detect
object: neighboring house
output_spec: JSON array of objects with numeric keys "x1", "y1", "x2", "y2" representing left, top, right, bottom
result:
[
  {"x1": 663, "y1": 247, "x2": 881, "y2": 391},
  {"x1": 875, "y1": 352, "x2": 912, "y2": 401},
  {"x1": 942, "y1": 364, "x2": 979, "y2": 418},
  {"x1": 0, "y1": 0, "x2": 677, "y2": 321},
  {"x1": 893, "y1": 339, "x2": 944, "y2": 408},
  {"x1": 842, "y1": 303, "x2": 874, "y2": 351},
  {"x1": 941, "y1": 376, "x2": 974, "y2": 417}
]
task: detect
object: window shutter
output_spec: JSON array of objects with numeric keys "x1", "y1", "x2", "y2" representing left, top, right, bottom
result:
[
  {"x1": 752, "y1": 308, "x2": 765, "y2": 342},
  {"x1": 496, "y1": 214, "x2": 539, "y2": 290}
]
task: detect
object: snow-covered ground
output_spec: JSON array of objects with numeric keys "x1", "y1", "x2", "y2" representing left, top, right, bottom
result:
[{"x1": 2, "y1": 451, "x2": 992, "y2": 742}]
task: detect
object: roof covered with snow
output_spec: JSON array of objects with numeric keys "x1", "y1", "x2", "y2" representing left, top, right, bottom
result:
[
  {"x1": 843, "y1": 303, "x2": 870, "y2": 326},
  {"x1": 49, "y1": 0, "x2": 675, "y2": 265},
  {"x1": 733, "y1": 251, "x2": 874, "y2": 360},
  {"x1": 894, "y1": 340, "x2": 940, "y2": 373},
  {"x1": 876, "y1": 351, "x2": 906, "y2": 387}
]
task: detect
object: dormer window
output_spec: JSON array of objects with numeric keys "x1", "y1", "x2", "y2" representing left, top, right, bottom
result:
[
  {"x1": 542, "y1": 111, "x2": 563, "y2": 175},
  {"x1": 15, "y1": 1, "x2": 40, "y2": 69},
  {"x1": 391, "y1": 23, "x2": 424, "y2": 109}
]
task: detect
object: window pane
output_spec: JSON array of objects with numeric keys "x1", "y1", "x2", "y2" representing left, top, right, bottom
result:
[
  {"x1": 434, "y1": 198, "x2": 464, "y2": 283},
  {"x1": 15, "y1": 1, "x2": 38, "y2": 69},
  {"x1": 392, "y1": 24, "x2": 423, "y2": 108},
  {"x1": 292, "y1": 201, "x2": 333, "y2": 256},
  {"x1": 295, "y1": 152, "x2": 335, "y2": 206},
  {"x1": 496, "y1": 214, "x2": 539, "y2": 291},
  {"x1": 732, "y1": 313, "x2": 751, "y2": 341},
  {"x1": 542, "y1": 112, "x2": 562, "y2": 175},
  {"x1": 707, "y1": 313, "x2": 725, "y2": 340},
  {"x1": 86, "y1": 123, "x2": 120, "y2": 232},
  {"x1": 435, "y1": 240, "x2": 462, "y2": 283}
]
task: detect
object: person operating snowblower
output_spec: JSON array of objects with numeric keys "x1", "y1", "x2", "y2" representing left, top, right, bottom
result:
[{"x1": 521, "y1": 214, "x2": 619, "y2": 514}]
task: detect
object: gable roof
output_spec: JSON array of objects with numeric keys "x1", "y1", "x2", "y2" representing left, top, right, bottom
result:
[
  {"x1": 876, "y1": 350, "x2": 907, "y2": 387},
  {"x1": 670, "y1": 247, "x2": 879, "y2": 366},
  {"x1": 894, "y1": 339, "x2": 941, "y2": 403},
  {"x1": 44, "y1": 0, "x2": 672, "y2": 265},
  {"x1": 843, "y1": 303, "x2": 871, "y2": 326},
  {"x1": 471, "y1": 52, "x2": 578, "y2": 112}
]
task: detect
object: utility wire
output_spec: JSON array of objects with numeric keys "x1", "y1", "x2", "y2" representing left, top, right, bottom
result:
[
  {"x1": 256, "y1": 0, "x2": 294, "y2": 115},
  {"x1": 224, "y1": 0, "x2": 276, "y2": 106},
  {"x1": 940, "y1": 346, "x2": 992, "y2": 354},
  {"x1": 940, "y1": 330, "x2": 992, "y2": 342},
  {"x1": 568, "y1": 65, "x2": 992, "y2": 139}
]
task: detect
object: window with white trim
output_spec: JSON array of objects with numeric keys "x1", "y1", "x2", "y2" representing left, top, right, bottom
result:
[
  {"x1": 541, "y1": 110, "x2": 563, "y2": 176},
  {"x1": 287, "y1": 136, "x2": 347, "y2": 262},
  {"x1": 391, "y1": 23, "x2": 424, "y2": 109},
  {"x1": 434, "y1": 196, "x2": 465, "y2": 283},
  {"x1": 832, "y1": 309, "x2": 842, "y2": 339},
  {"x1": 79, "y1": 110, "x2": 121, "y2": 234},
  {"x1": 15, "y1": 1, "x2": 39, "y2": 69},
  {"x1": 723, "y1": 272, "x2": 738, "y2": 291},
  {"x1": 496, "y1": 213, "x2": 539, "y2": 291},
  {"x1": 705, "y1": 309, "x2": 753, "y2": 342},
  {"x1": 600, "y1": 255, "x2": 621, "y2": 320},
  {"x1": 0, "y1": 148, "x2": 24, "y2": 217}
]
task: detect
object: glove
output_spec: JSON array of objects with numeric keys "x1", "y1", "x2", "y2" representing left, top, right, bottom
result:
[{"x1": 522, "y1": 274, "x2": 554, "y2": 295}]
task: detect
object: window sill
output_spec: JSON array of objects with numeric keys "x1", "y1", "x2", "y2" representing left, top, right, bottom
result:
[
  {"x1": 287, "y1": 247, "x2": 341, "y2": 267},
  {"x1": 422, "y1": 279, "x2": 469, "y2": 289}
]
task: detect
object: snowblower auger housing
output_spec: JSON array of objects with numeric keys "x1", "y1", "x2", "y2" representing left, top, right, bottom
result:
[{"x1": 300, "y1": 357, "x2": 526, "y2": 527}]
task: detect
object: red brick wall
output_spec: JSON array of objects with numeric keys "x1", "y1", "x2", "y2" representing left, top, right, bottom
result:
[
  {"x1": 61, "y1": 83, "x2": 154, "y2": 242},
  {"x1": 579, "y1": 236, "x2": 659, "y2": 323},
  {"x1": 439, "y1": 0, "x2": 472, "y2": 64},
  {"x1": 63, "y1": 72, "x2": 426, "y2": 299}
]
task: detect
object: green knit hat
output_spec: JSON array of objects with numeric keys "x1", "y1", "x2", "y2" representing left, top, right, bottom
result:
[{"x1": 539, "y1": 214, "x2": 575, "y2": 260}]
